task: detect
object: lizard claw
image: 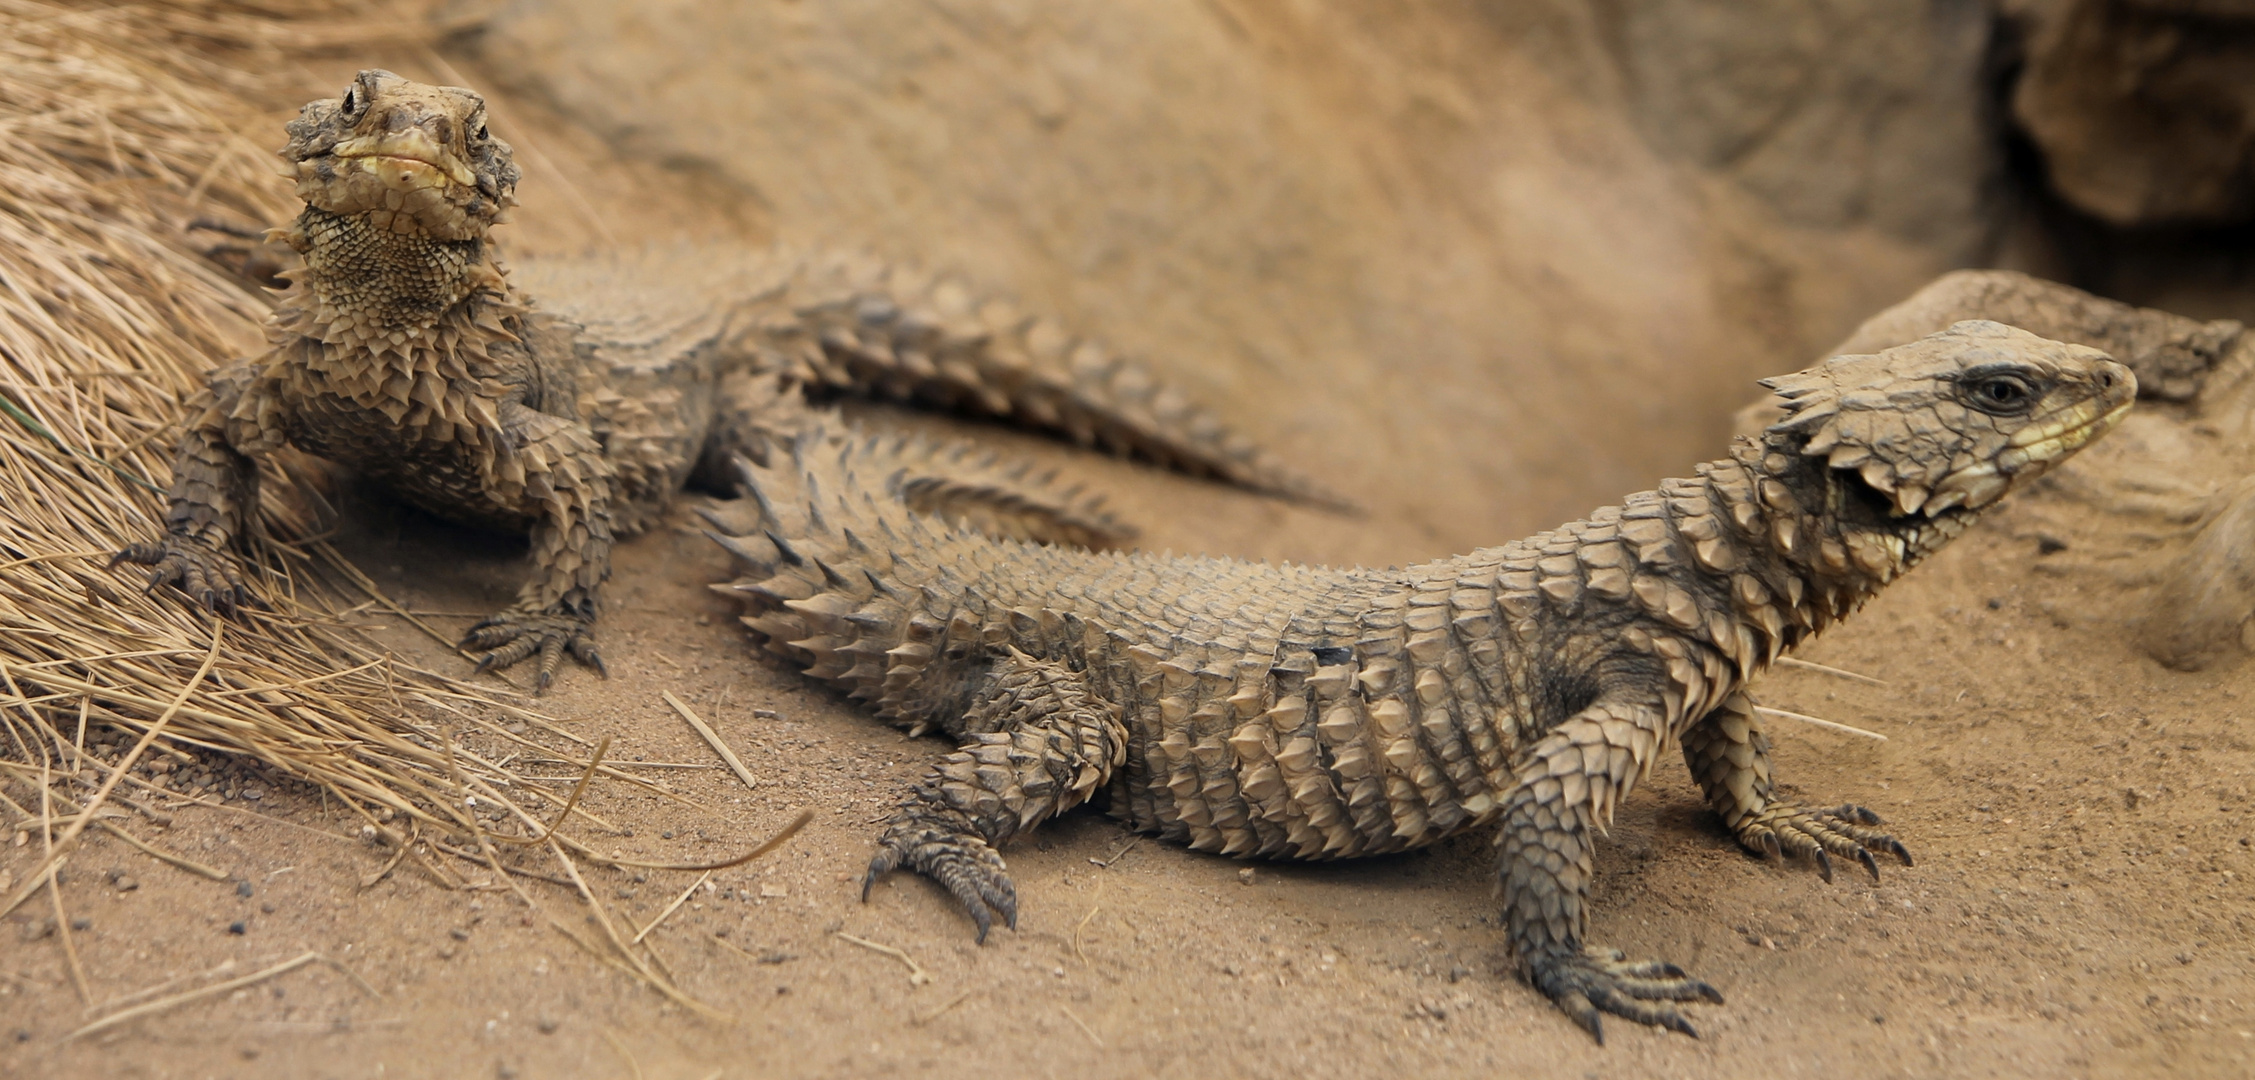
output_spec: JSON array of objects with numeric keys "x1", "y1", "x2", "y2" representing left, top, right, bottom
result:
[
  {"x1": 1529, "y1": 944, "x2": 1723, "y2": 1044},
  {"x1": 863, "y1": 812, "x2": 1018, "y2": 943},
  {"x1": 1734, "y1": 801, "x2": 1912, "y2": 883},
  {"x1": 112, "y1": 536, "x2": 259, "y2": 616},
  {"x1": 568, "y1": 635, "x2": 607, "y2": 678},
  {"x1": 461, "y1": 609, "x2": 602, "y2": 692}
]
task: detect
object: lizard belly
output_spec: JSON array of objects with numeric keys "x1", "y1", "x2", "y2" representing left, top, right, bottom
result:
[
  {"x1": 284, "y1": 388, "x2": 536, "y2": 534},
  {"x1": 1068, "y1": 570, "x2": 1515, "y2": 863},
  {"x1": 1115, "y1": 685, "x2": 1509, "y2": 863}
]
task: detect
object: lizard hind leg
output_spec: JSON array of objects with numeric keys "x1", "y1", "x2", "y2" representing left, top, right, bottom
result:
[
  {"x1": 1680, "y1": 691, "x2": 1912, "y2": 884},
  {"x1": 863, "y1": 647, "x2": 1127, "y2": 942}
]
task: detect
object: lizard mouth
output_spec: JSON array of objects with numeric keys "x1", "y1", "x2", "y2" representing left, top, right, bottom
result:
[
  {"x1": 1854, "y1": 394, "x2": 2134, "y2": 521},
  {"x1": 329, "y1": 130, "x2": 478, "y2": 190}
]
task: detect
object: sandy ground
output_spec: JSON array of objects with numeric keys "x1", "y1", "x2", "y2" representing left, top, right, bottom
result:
[
  {"x1": 8, "y1": 392, "x2": 2253, "y2": 1080},
  {"x1": 6, "y1": 11, "x2": 2255, "y2": 1080}
]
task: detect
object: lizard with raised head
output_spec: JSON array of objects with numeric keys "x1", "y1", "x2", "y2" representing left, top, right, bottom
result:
[
  {"x1": 117, "y1": 70, "x2": 1336, "y2": 688},
  {"x1": 709, "y1": 320, "x2": 2133, "y2": 1040}
]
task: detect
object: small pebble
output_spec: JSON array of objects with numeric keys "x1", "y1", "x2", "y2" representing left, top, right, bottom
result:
[
  {"x1": 1237, "y1": 868, "x2": 1256, "y2": 885},
  {"x1": 261, "y1": 902, "x2": 276, "y2": 914},
  {"x1": 536, "y1": 1017, "x2": 559, "y2": 1034},
  {"x1": 70, "y1": 918, "x2": 91, "y2": 932},
  {"x1": 438, "y1": 943, "x2": 457, "y2": 959},
  {"x1": 237, "y1": 880, "x2": 254, "y2": 898},
  {"x1": 450, "y1": 927, "x2": 472, "y2": 941},
  {"x1": 227, "y1": 921, "x2": 247, "y2": 935}
]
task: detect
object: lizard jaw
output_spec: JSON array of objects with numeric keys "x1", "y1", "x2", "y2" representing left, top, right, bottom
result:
[
  {"x1": 329, "y1": 128, "x2": 480, "y2": 190},
  {"x1": 1891, "y1": 393, "x2": 2134, "y2": 518}
]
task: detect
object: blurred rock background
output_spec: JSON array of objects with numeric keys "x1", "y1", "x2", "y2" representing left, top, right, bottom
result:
[{"x1": 450, "y1": 0, "x2": 2250, "y2": 561}]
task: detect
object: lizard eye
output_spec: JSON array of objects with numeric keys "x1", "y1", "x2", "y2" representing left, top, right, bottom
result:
[{"x1": 1966, "y1": 373, "x2": 2036, "y2": 415}]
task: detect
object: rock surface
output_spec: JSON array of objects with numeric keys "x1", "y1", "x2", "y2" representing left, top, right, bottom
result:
[
  {"x1": 2010, "y1": 0, "x2": 2255, "y2": 226},
  {"x1": 466, "y1": 0, "x2": 2000, "y2": 553}
]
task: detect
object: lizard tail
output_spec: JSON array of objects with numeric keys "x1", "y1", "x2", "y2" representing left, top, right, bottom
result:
[
  {"x1": 861, "y1": 432, "x2": 1138, "y2": 550},
  {"x1": 763, "y1": 251, "x2": 1356, "y2": 512},
  {"x1": 705, "y1": 430, "x2": 1070, "y2": 729}
]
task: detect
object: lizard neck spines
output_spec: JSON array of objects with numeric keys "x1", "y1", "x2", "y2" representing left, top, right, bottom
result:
[{"x1": 1650, "y1": 437, "x2": 1983, "y2": 676}]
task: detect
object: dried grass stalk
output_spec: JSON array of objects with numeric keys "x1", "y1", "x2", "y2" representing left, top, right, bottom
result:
[
  {"x1": 0, "y1": 5, "x2": 822, "y2": 1018},
  {"x1": 0, "y1": 0, "x2": 621, "y2": 893}
]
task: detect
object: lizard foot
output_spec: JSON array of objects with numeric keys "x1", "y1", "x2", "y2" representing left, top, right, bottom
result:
[
  {"x1": 862, "y1": 811, "x2": 1018, "y2": 944},
  {"x1": 460, "y1": 610, "x2": 604, "y2": 692},
  {"x1": 110, "y1": 536, "x2": 258, "y2": 615},
  {"x1": 1736, "y1": 801, "x2": 1913, "y2": 883},
  {"x1": 1528, "y1": 943, "x2": 1724, "y2": 1044}
]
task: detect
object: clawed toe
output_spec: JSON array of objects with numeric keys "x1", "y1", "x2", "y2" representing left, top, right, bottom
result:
[
  {"x1": 1739, "y1": 800, "x2": 1913, "y2": 884},
  {"x1": 460, "y1": 610, "x2": 602, "y2": 691},
  {"x1": 1533, "y1": 945, "x2": 1721, "y2": 1044},
  {"x1": 863, "y1": 822, "x2": 1018, "y2": 944},
  {"x1": 112, "y1": 537, "x2": 257, "y2": 616}
]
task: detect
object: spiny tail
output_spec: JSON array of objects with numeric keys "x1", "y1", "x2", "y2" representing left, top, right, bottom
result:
[
  {"x1": 862, "y1": 432, "x2": 1135, "y2": 550},
  {"x1": 703, "y1": 431, "x2": 1070, "y2": 732},
  {"x1": 757, "y1": 250, "x2": 1355, "y2": 511}
]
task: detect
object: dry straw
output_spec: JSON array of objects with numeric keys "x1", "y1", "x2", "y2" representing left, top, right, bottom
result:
[{"x1": 0, "y1": 0, "x2": 790, "y2": 1016}]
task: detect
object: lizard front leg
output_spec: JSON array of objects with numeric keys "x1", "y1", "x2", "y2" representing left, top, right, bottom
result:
[
  {"x1": 864, "y1": 647, "x2": 1127, "y2": 942},
  {"x1": 459, "y1": 401, "x2": 617, "y2": 691},
  {"x1": 113, "y1": 361, "x2": 285, "y2": 614},
  {"x1": 1680, "y1": 690, "x2": 1912, "y2": 883},
  {"x1": 1498, "y1": 696, "x2": 1723, "y2": 1043}
]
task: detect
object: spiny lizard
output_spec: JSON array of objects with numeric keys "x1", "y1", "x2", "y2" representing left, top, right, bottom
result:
[
  {"x1": 710, "y1": 320, "x2": 2132, "y2": 1040},
  {"x1": 118, "y1": 70, "x2": 1334, "y2": 688}
]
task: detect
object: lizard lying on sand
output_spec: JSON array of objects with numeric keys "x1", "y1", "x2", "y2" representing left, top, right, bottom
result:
[
  {"x1": 118, "y1": 71, "x2": 1332, "y2": 688},
  {"x1": 710, "y1": 320, "x2": 2133, "y2": 1041}
]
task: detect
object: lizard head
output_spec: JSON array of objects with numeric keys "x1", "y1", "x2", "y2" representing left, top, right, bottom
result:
[
  {"x1": 1761, "y1": 320, "x2": 2133, "y2": 531},
  {"x1": 281, "y1": 69, "x2": 518, "y2": 242}
]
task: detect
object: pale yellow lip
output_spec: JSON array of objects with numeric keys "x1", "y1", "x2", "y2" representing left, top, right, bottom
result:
[
  {"x1": 2072, "y1": 397, "x2": 2136, "y2": 449},
  {"x1": 331, "y1": 132, "x2": 476, "y2": 187}
]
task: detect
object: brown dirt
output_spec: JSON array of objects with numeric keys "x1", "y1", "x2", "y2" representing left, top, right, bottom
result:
[{"x1": 6, "y1": 5, "x2": 2254, "y2": 1078}]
